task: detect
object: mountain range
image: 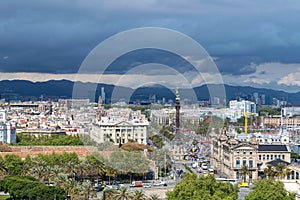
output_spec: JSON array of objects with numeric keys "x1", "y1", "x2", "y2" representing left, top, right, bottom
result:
[{"x1": 0, "y1": 80, "x2": 298, "y2": 105}]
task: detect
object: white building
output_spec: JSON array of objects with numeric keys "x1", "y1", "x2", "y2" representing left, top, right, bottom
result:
[
  {"x1": 229, "y1": 100, "x2": 256, "y2": 113},
  {"x1": 0, "y1": 111, "x2": 16, "y2": 143},
  {"x1": 91, "y1": 108, "x2": 149, "y2": 145}
]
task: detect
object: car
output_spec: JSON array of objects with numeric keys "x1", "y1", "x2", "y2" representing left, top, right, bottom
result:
[
  {"x1": 130, "y1": 181, "x2": 143, "y2": 187},
  {"x1": 143, "y1": 184, "x2": 151, "y2": 188},
  {"x1": 201, "y1": 163, "x2": 208, "y2": 170},
  {"x1": 153, "y1": 181, "x2": 166, "y2": 186},
  {"x1": 239, "y1": 182, "x2": 249, "y2": 187}
]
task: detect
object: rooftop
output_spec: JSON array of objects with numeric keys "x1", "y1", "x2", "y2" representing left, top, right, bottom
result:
[
  {"x1": 258, "y1": 144, "x2": 288, "y2": 152},
  {"x1": 266, "y1": 158, "x2": 290, "y2": 166}
]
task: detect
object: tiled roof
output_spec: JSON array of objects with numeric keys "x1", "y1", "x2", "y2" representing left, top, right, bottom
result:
[{"x1": 258, "y1": 145, "x2": 288, "y2": 152}]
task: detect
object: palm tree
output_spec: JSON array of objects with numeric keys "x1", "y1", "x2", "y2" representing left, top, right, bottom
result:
[
  {"x1": 64, "y1": 161, "x2": 77, "y2": 179},
  {"x1": 31, "y1": 165, "x2": 46, "y2": 182},
  {"x1": 275, "y1": 163, "x2": 288, "y2": 179},
  {"x1": 105, "y1": 167, "x2": 117, "y2": 185},
  {"x1": 57, "y1": 175, "x2": 80, "y2": 200},
  {"x1": 148, "y1": 194, "x2": 160, "y2": 200},
  {"x1": 80, "y1": 181, "x2": 96, "y2": 200},
  {"x1": 49, "y1": 165, "x2": 63, "y2": 183},
  {"x1": 239, "y1": 165, "x2": 251, "y2": 183},
  {"x1": 130, "y1": 190, "x2": 147, "y2": 200},
  {"x1": 101, "y1": 188, "x2": 117, "y2": 200},
  {"x1": 20, "y1": 162, "x2": 31, "y2": 176},
  {"x1": 264, "y1": 165, "x2": 275, "y2": 178},
  {"x1": 113, "y1": 187, "x2": 131, "y2": 200}
]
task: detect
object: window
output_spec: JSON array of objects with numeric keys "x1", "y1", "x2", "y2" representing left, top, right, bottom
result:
[
  {"x1": 271, "y1": 155, "x2": 273, "y2": 160},
  {"x1": 249, "y1": 160, "x2": 253, "y2": 168},
  {"x1": 243, "y1": 160, "x2": 247, "y2": 166},
  {"x1": 259, "y1": 155, "x2": 262, "y2": 160},
  {"x1": 237, "y1": 151, "x2": 240, "y2": 154},
  {"x1": 243, "y1": 151, "x2": 246, "y2": 155},
  {"x1": 278, "y1": 155, "x2": 280, "y2": 159},
  {"x1": 267, "y1": 155, "x2": 269, "y2": 160},
  {"x1": 236, "y1": 160, "x2": 240, "y2": 168},
  {"x1": 274, "y1": 155, "x2": 277, "y2": 159},
  {"x1": 236, "y1": 172, "x2": 240, "y2": 179},
  {"x1": 250, "y1": 152, "x2": 252, "y2": 155},
  {"x1": 282, "y1": 155, "x2": 285, "y2": 160},
  {"x1": 263, "y1": 155, "x2": 265, "y2": 160}
]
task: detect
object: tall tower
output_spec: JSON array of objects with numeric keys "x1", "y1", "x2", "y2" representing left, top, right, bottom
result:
[
  {"x1": 175, "y1": 88, "x2": 180, "y2": 132},
  {"x1": 101, "y1": 87, "x2": 106, "y2": 104}
]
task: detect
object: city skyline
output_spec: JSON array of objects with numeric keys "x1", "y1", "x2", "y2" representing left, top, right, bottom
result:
[{"x1": 0, "y1": 1, "x2": 300, "y2": 92}]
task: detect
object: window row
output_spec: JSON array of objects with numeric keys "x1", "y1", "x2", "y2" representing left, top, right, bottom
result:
[
  {"x1": 258, "y1": 154, "x2": 285, "y2": 160},
  {"x1": 236, "y1": 159, "x2": 253, "y2": 168}
]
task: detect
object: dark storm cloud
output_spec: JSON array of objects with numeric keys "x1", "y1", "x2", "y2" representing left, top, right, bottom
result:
[{"x1": 0, "y1": 0, "x2": 300, "y2": 75}]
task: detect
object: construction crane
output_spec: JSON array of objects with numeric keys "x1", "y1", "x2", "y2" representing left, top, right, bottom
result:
[
  {"x1": 234, "y1": 111, "x2": 258, "y2": 134},
  {"x1": 244, "y1": 112, "x2": 258, "y2": 134}
]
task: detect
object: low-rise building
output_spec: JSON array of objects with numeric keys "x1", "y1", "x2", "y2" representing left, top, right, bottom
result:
[
  {"x1": 210, "y1": 130, "x2": 291, "y2": 180},
  {"x1": 91, "y1": 108, "x2": 149, "y2": 145}
]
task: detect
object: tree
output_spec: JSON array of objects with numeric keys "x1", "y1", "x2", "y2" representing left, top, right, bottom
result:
[
  {"x1": 0, "y1": 156, "x2": 7, "y2": 176},
  {"x1": 149, "y1": 194, "x2": 160, "y2": 200},
  {"x1": 130, "y1": 190, "x2": 147, "y2": 200},
  {"x1": 105, "y1": 151, "x2": 150, "y2": 181},
  {"x1": 264, "y1": 163, "x2": 290, "y2": 180},
  {"x1": 3, "y1": 154, "x2": 23, "y2": 176},
  {"x1": 113, "y1": 187, "x2": 131, "y2": 200},
  {"x1": 275, "y1": 163, "x2": 289, "y2": 179},
  {"x1": 167, "y1": 173, "x2": 238, "y2": 200},
  {"x1": 239, "y1": 165, "x2": 251, "y2": 182},
  {"x1": 148, "y1": 149, "x2": 172, "y2": 174},
  {"x1": 245, "y1": 178, "x2": 295, "y2": 200},
  {"x1": 264, "y1": 165, "x2": 275, "y2": 178},
  {"x1": 0, "y1": 176, "x2": 66, "y2": 200},
  {"x1": 101, "y1": 188, "x2": 116, "y2": 200}
]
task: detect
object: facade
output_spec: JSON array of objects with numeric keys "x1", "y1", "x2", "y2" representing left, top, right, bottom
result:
[
  {"x1": 210, "y1": 130, "x2": 291, "y2": 180},
  {"x1": 91, "y1": 108, "x2": 149, "y2": 145},
  {"x1": 229, "y1": 100, "x2": 257, "y2": 114},
  {"x1": 261, "y1": 115, "x2": 300, "y2": 128},
  {"x1": 0, "y1": 111, "x2": 16, "y2": 143}
]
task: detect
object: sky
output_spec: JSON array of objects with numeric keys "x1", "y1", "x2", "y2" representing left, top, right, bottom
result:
[{"x1": 1, "y1": 0, "x2": 300, "y2": 92}]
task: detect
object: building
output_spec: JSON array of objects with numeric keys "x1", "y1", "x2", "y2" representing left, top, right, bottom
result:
[
  {"x1": 101, "y1": 87, "x2": 106, "y2": 104},
  {"x1": 261, "y1": 115, "x2": 300, "y2": 128},
  {"x1": 91, "y1": 108, "x2": 149, "y2": 145},
  {"x1": 210, "y1": 130, "x2": 291, "y2": 180},
  {"x1": 229, "y1": 100, "x2": 257, "y2": 114},
  {"x1": 0, "y1": 111, "x2": 16, "y2": 143},
  {"x1": 175, "y1": 89, "x2": 180, "y2": 132}
]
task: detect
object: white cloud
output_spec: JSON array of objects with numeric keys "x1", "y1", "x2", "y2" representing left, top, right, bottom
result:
[
  {"x1": 222, "y1": 62, "x2": 300, "y2": 92},
  {"x1": 278, "y1": 70, "x2": 300, "y2": 86}
]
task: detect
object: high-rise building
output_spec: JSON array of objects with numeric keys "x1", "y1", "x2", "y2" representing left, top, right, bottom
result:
[
  {"x1": 101, "y1": 87, "x2": 106, "y2": 104},
  {"x1": 0, "y1": 111, "x2": 16, "y2": 143},
  {"x1": 253, "y1": 92, "x2": 259, "y2": 104}
]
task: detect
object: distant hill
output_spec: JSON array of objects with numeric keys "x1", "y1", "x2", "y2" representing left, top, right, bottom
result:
[{"x1": 0, "y1": 80, "x2": 299, "y2": 105}]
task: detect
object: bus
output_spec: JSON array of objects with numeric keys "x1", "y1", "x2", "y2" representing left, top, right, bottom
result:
[{"x1": 215, "y1": 178, "x2": 238, "y2": 185}]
